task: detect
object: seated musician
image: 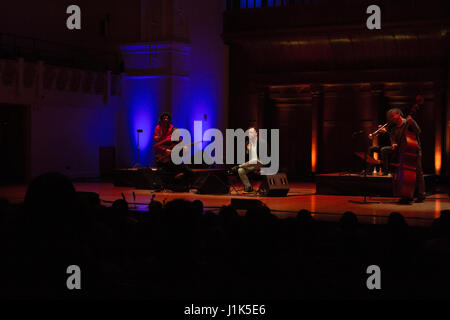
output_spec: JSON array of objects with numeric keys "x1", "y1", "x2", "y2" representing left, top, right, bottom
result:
[
  {"x1": 153, "y1": 112, "x2": 192, "y2": 190},
  {"x1": 387, "y1": 108, "x2": 425, "y2": 203},
  {"x1": 231, "y1": 127, "x2": 263, "y2": 194},
  {"x1": 367, "y1": 124, "x2": 393, "y2": 175}
]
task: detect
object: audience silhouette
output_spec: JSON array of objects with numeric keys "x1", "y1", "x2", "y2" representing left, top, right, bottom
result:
[{"x1": 1, "y1": 171, "x2": 449, "y2": 299}]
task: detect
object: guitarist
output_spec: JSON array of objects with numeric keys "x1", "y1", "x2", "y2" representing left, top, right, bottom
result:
[
  {"x1": 153, "y1": 112, "x2": 175, "y2": 162},
  {"x1": 387, "y1": 108, "x2": 425, "y2": 203},
  {"x1": 153, "y1": 112, "x2": 192, "y2": 190},
  {"x1": 231, "y1": 127, "x2": 264, "y2": 193}
]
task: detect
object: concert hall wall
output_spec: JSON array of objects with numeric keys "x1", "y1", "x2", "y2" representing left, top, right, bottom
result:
[
  {"x1": 0, "y1": 0, "x2": 229, "y2": 180},
  {"x1": 223, "y1": 0, "x2": 450, "y2": 178},
  {"x1": 116, "y1": 0, "x2": 228, "y2": 168}
]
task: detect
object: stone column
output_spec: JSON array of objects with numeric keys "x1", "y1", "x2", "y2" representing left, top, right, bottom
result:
[
  {"x1": 16, "y1": 57, "x2": 24, "y2": 97},
  {"x1": 36, "y1": 60, "x2": 44, "y2": 100},
  {"x1": 310, "y1": 84, "x2": 323, "y2": 173},
  {"x1": 370, "y1": 83, "x2": 385, "y2": 160},
  {"x1": 445, "y1": 67, "x2": 450, "y2": 177},
  {"x1": 104, "y1": 70, "x2": 111, "y2": 104}
]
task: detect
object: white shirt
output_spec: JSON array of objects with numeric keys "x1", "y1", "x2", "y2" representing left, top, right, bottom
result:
[{"x1": 249, "y1": 140, "x2": 258, "y2": 164}]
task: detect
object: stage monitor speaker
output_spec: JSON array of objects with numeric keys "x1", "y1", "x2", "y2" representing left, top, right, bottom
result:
[
  {"x1": 258, "y1": 173, "x2": 289, "y2": 196},
  {"x1": 135, "y1": 167, "x2": 163, "y2": 190},
  {"x1": 231, "y1": 198, "x2": 264, "y2": 210},
  {"x1": 194, "y1": 171, "x2": 229, "y2": 194},
  {"x1": 114, "y1": 168, "x2": 138, "y2": 187}
]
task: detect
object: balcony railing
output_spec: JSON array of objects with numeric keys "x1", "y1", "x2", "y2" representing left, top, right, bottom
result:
[{"x1": 0, "y1": 33, "x2": 122, "y2": 73}]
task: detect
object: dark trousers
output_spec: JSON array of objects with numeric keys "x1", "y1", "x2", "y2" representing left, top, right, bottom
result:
[
  {"x1": 237, "y1": 163, "x2": 258, "y2": 190},
  {"x1": 415, "y1": 152, "x2": 425, "y2": 197}
]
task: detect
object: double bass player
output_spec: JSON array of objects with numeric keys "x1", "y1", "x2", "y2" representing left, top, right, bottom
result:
[{"x1": 386, "y1": 107, "x2": 426, "y2": 204}]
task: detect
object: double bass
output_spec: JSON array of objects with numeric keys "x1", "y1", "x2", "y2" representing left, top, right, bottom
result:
[{"x1": 392, "y1": 95, "x2": 424, "y2": 199}]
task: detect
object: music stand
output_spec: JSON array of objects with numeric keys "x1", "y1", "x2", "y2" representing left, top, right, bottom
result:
[{"x1": 349, "y1": 143, "x2": 380, "y2": 204}]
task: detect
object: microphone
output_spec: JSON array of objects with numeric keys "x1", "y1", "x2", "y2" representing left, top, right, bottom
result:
[{"x1": 352, "y1": 130, "x2": 365, "y2": 137}]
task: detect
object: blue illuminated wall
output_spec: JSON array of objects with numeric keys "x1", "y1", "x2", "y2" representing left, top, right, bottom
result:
[
  {"x1": 172, "y1": 0, "x2": 228, "y2": 154},
  {"x1": 117, "y1": 0, "x2": 228, "y2": 167},
  {"x1": 117, "y1": 78, "x2": 172, "y2": 167},
  {"x1": 172, "y1": 77, "x2": 221, "y2": 153}
]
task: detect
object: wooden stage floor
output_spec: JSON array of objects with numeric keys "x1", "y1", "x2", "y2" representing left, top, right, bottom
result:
[{"x1": 1, "y1": 181, "x2": 449, "y2": 227}]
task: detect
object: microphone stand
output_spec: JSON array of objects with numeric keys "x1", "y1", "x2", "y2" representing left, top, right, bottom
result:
[
  {"x1": 349, "y1": 130, "x2": 379, "y2": 204},
  {"x1": 133, "y1": 129, "x2": 143, "y2": 169}
]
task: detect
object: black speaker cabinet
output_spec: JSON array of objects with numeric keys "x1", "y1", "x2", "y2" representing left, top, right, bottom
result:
[
  {"x1": 258, "y1": 173, "x2": 289, "y2": 196},
  {"x1": 193, "y1": 171, "x2": 230, "y2": 194},
  {"x1": 99, "y1": 146, "x2": 115, "y2": 178},
  {"x1": 135, "y1": 167, "x2": 164, "y2": 190},
  {"x1": 113, "y1": 168, "x2": 138, "y2": 187}
]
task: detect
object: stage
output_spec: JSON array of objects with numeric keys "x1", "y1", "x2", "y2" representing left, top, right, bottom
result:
[
  {"x1": 1, "y1": 180, "x2": 449, "y2": 227},
  {"x1": 316, "y1": 172, "x2": 437, "y2": 196}
]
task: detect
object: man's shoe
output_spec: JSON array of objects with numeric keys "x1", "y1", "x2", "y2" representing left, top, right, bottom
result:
[
  {"x1": 415, "y1": 195, "x2": 426, "y2": 203},
  {"x1": 397, "y1": 197, "x2": 412, "y2": 205},
  {"x1": 243, "y1": 187, "x2": 254, "y2": 193}
]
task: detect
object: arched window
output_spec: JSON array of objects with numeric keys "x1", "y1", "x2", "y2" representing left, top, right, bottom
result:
[
  {"x1": 228, "y1": 0, "x2": 319, "y2": 9},
  {"x1": 240, "y1": 0, "x2": 262, "y2": 8}
]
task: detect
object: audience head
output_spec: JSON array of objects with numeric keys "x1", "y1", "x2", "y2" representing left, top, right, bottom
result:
[
  {"x1": 219, "y1": 205, "x2": 238, "y2": 218},
  {"x1": 192, "y1": 199, "x2": 204, "y2": 216},
  {"x1": 387, "y1": 212, "x2": 407, "y2": 231},
  {"x1": 0, "y1": 198, "x2": 8, "y2": 215},
  {"x1": 245, "y1": 204, "x2": 273, "y2": 222},
  {"x1": 148, "y1": 200, "x2": 163, "y2": 212},
  {"x1": 24, "y1": 172, "x2": 77, "y2": 214},
  {"x1": 297, "y1": 209, "x2": 316, "y2": 228},
  {"x1": 21, "y1": 172, "x2": 86, "y2": 263},
  {"x1": 439, "y1": 210, "x2": 450, "y2": 236},
  {"x1": 23, "y1": 172, "x2": 81, "y2": 235},
  {"x1": 339, "y1": 211, "x2": 358, "y2": 232},
  {"x1": 112, "y1": 199, "x2": 128, "y2": 215}
]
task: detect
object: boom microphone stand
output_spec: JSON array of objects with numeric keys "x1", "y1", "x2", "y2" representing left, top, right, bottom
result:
[{"x1": 349, "y1": 130, "x2": 379, "y2": 204}]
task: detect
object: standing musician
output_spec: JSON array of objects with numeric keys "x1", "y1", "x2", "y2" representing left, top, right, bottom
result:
[
  {"x1": 153, "y1": 112, "x2": 192, "y2": 190},
  {"x1": 386, "y1": 108, "x2": 425, "y2": 204}
]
